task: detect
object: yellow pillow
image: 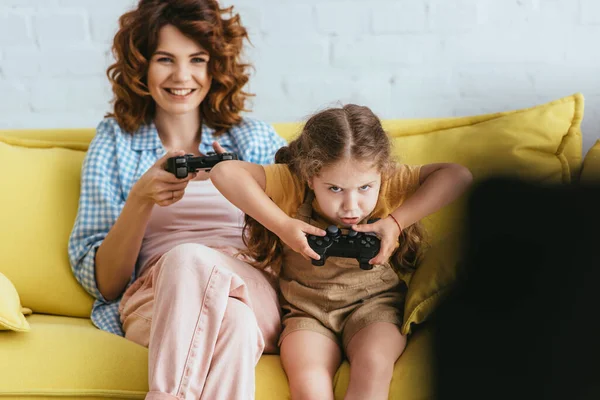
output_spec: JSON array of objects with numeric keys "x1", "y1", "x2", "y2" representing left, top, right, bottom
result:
[
  {"x1": 276, "y1": 93, "x2": 584, "y2": 335},
  {"x1": 0, "y1": 272, "x2": 30, "y2": 332},
  {"x1": 393, "y1": 94, "x2": 583, "y2": 334},
  {"x1": 0, "y1": 138, "x2": 94, "y2": 318},
  {"x1": 580, "y1": 140, "x2": 600, "y2": 184}
]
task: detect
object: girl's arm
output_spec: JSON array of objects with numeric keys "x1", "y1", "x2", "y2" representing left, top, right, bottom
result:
[
  {"x1": 353, "y1": 163, "x2": 472, "y2": 265},
  {"x1": 391, "y1": 163, "x2": 473, "y2": 230},
  {"x1": 210, "y1": 160, "x2": 326, "y2": 259},
  {"x1": 210, "y1": 160, "x2": 288, "y2": 234}
]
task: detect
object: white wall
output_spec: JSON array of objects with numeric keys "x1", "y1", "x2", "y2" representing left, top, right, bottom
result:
[{"x1": 1, "y1": 0, "x2": 599, "y2": 152}]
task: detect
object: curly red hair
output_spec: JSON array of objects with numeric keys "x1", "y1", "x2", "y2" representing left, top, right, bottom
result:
[{"x1": 106, "y1": 0, "x2": 252, "y2": 134}]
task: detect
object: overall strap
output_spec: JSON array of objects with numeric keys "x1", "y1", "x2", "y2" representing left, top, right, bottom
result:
[{"x1": 293, "y1": 187, "x2": 315, "y2": 223}]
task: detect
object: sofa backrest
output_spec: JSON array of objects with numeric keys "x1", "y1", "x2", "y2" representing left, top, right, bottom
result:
[{"x1": 0, "y1": 94, "x2": 584, "y2": 327}]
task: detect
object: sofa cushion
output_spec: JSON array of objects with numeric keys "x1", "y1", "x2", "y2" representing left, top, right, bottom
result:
[
  {"x1": 0, "y1": 94, "x2": 583, "y2": 333},
  {"x1": 0, "y1": 128, "x2": 94, "y2": 150},
  {"x1": 0, "y1": 137, "x2": 93, "y2": 318},
  {"x1": 0, "y1": 272, "x2": 30, "y2": 332},
  {"x1": 0, "y1": 314, "x2": 434, "y2": 399},
  {"x1": 395, "y1": 94, "x2": 583, "y2": 334},
  {"x1": 580, "y1": 140, "x2": 600, "y2": 183},
  {"x1": 274, "y1": 94, "x2": 584, "y2": 334},
  {"x1": 0, "y1": 314, "x2": 148, "y2": 399}
]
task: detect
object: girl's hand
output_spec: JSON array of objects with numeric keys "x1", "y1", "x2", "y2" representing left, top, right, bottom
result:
[
  {"x1": 351, "y1": 217, "x2": 401, "y2": 265},
  {"x1": 275, "y1": 218, "x2": 327, "y2": 261},
  {"x1": 130, "y1": 150, "x2": 197, "y2": 207}
]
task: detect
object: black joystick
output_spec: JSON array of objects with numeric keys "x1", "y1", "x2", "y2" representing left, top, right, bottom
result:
[
  {"x1": 326, "y1": 225, "x2": 341, "y2": 238},
  {"x1": 166, "y1": 152, "x2": 238, "y2": 178},
  {"x1": 307, "y1": 224, "x2": 381, "y2": 270}
]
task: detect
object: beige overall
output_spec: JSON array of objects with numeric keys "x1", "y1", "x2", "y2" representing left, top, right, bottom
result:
[{"x1": 278, "y1": 190, "x2": 406, "y2": 350}]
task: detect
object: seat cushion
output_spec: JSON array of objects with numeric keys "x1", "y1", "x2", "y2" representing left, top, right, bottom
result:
[
  {"x1": 0, "y1": 314, "x2": 147, "y2": 399},
  {"x1": 0, "y1": 314, "x2": 434, "y2": 399}
]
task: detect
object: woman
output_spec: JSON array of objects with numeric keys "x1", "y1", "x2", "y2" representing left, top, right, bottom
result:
[{"x1": 68, "y1": 1, "x2": 286, "y2": 399}]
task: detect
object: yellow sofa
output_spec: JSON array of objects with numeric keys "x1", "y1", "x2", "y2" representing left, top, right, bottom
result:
[{"x1": 0, "y1": 94, "x2": 594, "y2": 399}]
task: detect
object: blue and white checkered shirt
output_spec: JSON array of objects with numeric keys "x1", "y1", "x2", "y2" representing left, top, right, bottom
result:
[{"x1": 68, "y1": 116, "x2": 286, "y2": 336}]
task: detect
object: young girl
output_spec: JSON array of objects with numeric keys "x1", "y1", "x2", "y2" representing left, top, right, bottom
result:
[{"x1": 212, "y1": 104, "x2": 472, "y2": 399}]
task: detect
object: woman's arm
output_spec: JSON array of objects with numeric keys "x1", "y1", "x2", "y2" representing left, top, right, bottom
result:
[
  {"x1": 95, "y1": 150, "x2": 194, "y2": 301},
  {"x1": 69, "y1": 122, "x2": 143, "y2": 303},
  {"x1": 69, "y1": 120, "x2": 193, "y2": 302},
  {"x1": 93, "y1": 196, "x2": 154, "y2": 301},
  {"x1": 391, "y1": 163, "x2": 473, "y2": 230}
]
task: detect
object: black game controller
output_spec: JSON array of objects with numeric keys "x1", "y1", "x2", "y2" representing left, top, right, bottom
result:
[
  {"x1": 166, "y1": 152, "x2": 238, "y2": 178},
  {"x1": 307, "y1": 225, "x2": 381, "y2": 270}
]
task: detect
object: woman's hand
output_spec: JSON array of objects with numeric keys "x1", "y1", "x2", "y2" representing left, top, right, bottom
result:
[
  {"x1": 130, "y1": 150, "x2": 197, "y2": 207},
  {"x1": 275, "y1": 217, "x2": 327, "y2": 261},
  {"x1": 351, "y1": 217, "x2": 401, "y2": 265},
  {"x1": 211, "y1": 141, "x2": 226, "y2": 154}
]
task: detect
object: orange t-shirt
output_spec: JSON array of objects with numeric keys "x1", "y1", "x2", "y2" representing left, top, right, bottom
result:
[{"x1": 263, "y1": 163, "x2": 422, "y2": 225}]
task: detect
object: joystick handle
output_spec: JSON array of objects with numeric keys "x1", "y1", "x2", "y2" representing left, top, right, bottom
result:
[
  {"x1": 359, "y1": 260, "x2": 374, "y2": 270},
  {"x1": 326, "y1": 225, "x2": 340, "y2": 238}
]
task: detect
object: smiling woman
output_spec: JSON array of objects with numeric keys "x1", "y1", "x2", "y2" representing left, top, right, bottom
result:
[
  {"x1": 67, "y1": 1, "x2": 287, "y2": 399},
  {"x1": 107, "y1": 0, "x2": 252, "y2": 135},
  {"x1": 146, "y1": 25, "x2": 213, "y2": 144}
]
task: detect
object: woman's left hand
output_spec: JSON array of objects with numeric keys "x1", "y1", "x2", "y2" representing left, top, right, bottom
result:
[
  {"x1": 351, "y1": 216, "x2": 401, "y2": 265},
  {"x1": 212, "y1": 141, "x2": 226, "y2": 154}
]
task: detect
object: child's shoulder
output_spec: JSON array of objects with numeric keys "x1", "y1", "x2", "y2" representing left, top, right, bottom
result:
[
  {"x1": 263, "y1": 163, "x2": 293, "y2": 179},
  {"x1": 263, "y1": 163, "x2": 304, "y2": 193},
  {"x1": 385, "y1": 162, "x2": 420, "y2": 181},
  {"x1": 382, "y1": 162, "x2": 422, "y2": 196},
  {"x1": 263, "y1": 163, "x2": 306, "y2": 216}
]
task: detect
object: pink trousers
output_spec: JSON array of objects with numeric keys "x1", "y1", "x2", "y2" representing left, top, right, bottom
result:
[{"x1": 118, "y1": 243, "x2": 282, "y2": 400}]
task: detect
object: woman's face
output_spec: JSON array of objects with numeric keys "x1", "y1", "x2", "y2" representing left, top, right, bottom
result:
[{"x1": 147, "y1": 24, "x2": 212, "y2": 117}]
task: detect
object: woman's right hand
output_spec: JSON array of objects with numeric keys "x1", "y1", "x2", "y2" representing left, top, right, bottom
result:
[
  {"x1": 130, "y1": 150, "x2": 197, "y2": 207},
  {"x1": 275, "y1": 218, "x2": 327, "y2": 261}
]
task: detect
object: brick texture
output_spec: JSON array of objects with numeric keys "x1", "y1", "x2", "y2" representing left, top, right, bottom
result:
[{"x1": 0, "y1": 0, "x2": 598, "y2": 152}]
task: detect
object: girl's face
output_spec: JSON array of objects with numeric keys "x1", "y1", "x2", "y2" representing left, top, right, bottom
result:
[
  {"x1": 147, "y1": 24, "x2": 212, "y2": 117},
  {"x1": 309, "y1": 158, "x2": 382, "y2": 227}
]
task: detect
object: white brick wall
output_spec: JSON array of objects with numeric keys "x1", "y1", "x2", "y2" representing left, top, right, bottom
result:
[{"x1": 0, "y1": 0, "x2": 599, "y2": 153}]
